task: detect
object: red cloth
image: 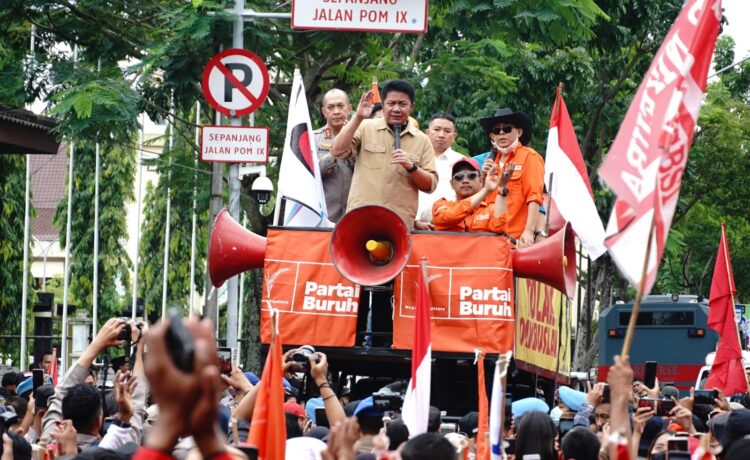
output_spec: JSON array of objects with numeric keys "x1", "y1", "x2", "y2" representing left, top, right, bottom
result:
[
  {"x1": 475, "y1": 352, "x2": 489, "y2": 460},
  {"x1": 705, "y1": 224, "x2": 746, "y2": 395},
  {"x1": 248, "y1": 313, "x2": 287, "y2": 460},
  {"x1": 133, "y1": 447, "x2": 233, "y2": 460}
]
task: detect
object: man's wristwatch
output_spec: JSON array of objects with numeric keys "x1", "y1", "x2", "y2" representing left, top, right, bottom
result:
[
  {"x1": 406, "y1": 161, "x2": 418, "y2": 173},
  {"x1": 500, "y1": 186, "x2": 509, "y2": 197},
  {"x1": 111, "y1": 418, "x2": 131, "y2": 428}
]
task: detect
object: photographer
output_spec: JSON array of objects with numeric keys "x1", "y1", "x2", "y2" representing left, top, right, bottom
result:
[{"x1": 41, "y1": 317, "x2": 149, "y2": 450}]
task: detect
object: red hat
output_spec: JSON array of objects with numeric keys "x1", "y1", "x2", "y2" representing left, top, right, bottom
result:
[
  {"x1": 284, "y1": 402, "x2": 306, "y2": 418},
  {"x1": 451, "y1": 157, "x2": 480, "y2": 175}
]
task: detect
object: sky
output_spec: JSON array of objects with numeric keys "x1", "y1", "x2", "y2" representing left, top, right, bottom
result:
[{"x1": 723, "y1": 0, "x2": 750, "y2": 61}]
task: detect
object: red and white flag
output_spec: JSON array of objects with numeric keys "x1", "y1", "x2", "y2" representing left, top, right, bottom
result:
[
  {"x1": 248, "y1": 310, "x2": 286, "y2": 460},
  {"x1": 401, "y1": 261, "x2": 432, "y2": 437},
  {"x1": 274, "y1": 69, "x2": 333, "y2": 228},
  {"x1": 705, "y1": 225, "x2": 747, "y2": 396},
  {"x1": 598, "y1": 0, "x2": 722, "y2": 293},
  {"x1": 545, "y1": 86, "x2": 606, "y2": 259}
]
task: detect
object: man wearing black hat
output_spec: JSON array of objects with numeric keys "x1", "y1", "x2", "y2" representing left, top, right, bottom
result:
[
  {"x1": 479, "y1": 108, "x2": 545, "y2": 246},
  {"x1": 331, "y1": 79, "x2": 438, "y2": 229}
]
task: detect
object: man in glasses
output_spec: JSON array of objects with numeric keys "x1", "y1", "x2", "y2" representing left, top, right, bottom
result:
[
  {"x1": 478, "y1": 108, "x2": 545, "y2": 246},
  {"x1": 331, "y1": 79, "x2": 438, "y2": 230},
  {"x1": 432, "y1": 157, "x2": 512, "y2": 232},
  {"x1": 414, "y1": 112, "x2": 465, "y2": 231}
]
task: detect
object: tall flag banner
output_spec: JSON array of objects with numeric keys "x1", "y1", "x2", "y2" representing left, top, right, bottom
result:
[
  {"x1": 274, "y1": 69, "x2": 333, "y2": 228},
  {"x1": 705, "y1": 225, "x2": 747, "y2": 395},
  {"x1": 401, "y1": 260, "x2": 432, "y2": 437},
  {"x1": 598, "y1": 0, "x2": 722, "y2": 293},
  {"x1": 50, "y1": 347, "x2": 58, "y2": 386},
  {"x1": 475, "y1": 351, "x2": 489, "y2": 460},
  {"x1": 489, "y1": 352, "x2": 512, "y2": 460},
  {"x1": 248, "y1": 310, "x2": 286, "y2": 460},
  {"x1": 545, "y1": 86, "x2": 606, "y2": 259}
]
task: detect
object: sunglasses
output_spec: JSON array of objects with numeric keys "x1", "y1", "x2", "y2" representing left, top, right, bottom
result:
[
  {"x1": 491, "y1": 125, "x2": 515, "y2": 135},
  {"x1": 452, "y1": 171, "x2": 479, "y2": 181}
]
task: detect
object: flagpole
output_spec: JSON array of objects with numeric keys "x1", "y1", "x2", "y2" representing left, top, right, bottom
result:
[
  {"x1": 721, "y1": 224, "x2": 749, "y2": 392},
  {"x1": 621, "y1": 215, "x2": 657, "y2": 359}
]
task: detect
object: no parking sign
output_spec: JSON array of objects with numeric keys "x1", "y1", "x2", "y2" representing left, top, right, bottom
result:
[{"x1": 201, "y1": 49, "x2": 270, "y2": 117}]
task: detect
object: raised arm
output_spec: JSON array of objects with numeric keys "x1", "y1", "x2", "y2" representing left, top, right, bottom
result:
[{"x1": 331, "y1": 90, "x2": 372, "y2": 158}]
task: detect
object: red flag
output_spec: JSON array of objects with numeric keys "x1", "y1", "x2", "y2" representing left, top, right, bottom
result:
[
  {"x1": 598, "y1": 0, "x2": 722, "y2": 293},
  {"x1": 705, "y1": 225, "x2": 746, "y2": 395},
  {"x1": 545, "y1": 85, "x2": 606, "y2": 259},
  {"x1": 371, "y1": 78, "x2": 382, "y2": 104},
  {"x1": 248, "y1": 311, "x2": 286, "y2": 460},
  {"x1": 402, "y1": 260, "x2": 432, "y2": 437},
  {"x1": 50, "y1": 347, "x2": 58, "y2": 386},
  {"x1": 475, "y1": 351, "x2": 489, "y2": 460}
]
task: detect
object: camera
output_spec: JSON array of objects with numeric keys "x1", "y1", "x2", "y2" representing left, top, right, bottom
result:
[
  {"x1": 288, "y1": 345, "x2": 319, "y2": 373},
  {"x1": 372, "y1": 389, "x2": 404, "y2": 411},
  {"x1": 251, "y1": 176, "x2": 273, "y2": 205},
  {"x1": 638, "y1": 397, "x2": 676, "y2": 416},
  {"x1": 117, "y1": 319, "x2": 132, "y2": 341}
]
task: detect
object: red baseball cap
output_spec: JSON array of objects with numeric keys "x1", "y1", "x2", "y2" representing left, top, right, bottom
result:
[
  {"x1": 451, "y1": 157, "x2": 480, "y2": 175},
  {"x1": 284, "y1": 402, "x2": 306, "y2": 418}
]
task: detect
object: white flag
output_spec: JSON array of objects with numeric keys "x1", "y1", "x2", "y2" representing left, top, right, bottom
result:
[{"x1": 274, "y1": 69, "x2": 333, "y2": 227}]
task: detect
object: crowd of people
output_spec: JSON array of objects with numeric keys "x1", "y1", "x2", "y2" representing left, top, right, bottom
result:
[
  {"x1": 317, "y1": 79, "x2": 547, "y2": 247},
  {"x1": 3, "y1": 317, "x2": 750, "y2": 460}
]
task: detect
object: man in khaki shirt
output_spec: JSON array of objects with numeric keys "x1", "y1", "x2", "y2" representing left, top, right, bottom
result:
[{"x1": 331, "y1": 80, "x2": 437, "y2": 229}]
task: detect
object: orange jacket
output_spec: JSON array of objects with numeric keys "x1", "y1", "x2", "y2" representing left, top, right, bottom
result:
[
  {"x1": 485, "y1": 145, "x2": 545, "y2": 238},
  {"x1": 432, "y1": 197, "x2": 506, "y2": 233}
]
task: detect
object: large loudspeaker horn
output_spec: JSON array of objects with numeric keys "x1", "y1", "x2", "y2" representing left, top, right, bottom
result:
[
  {"x1": 512, "y1": 222, "x2": 576, "y2": 297},
  {"x1": 330, "y1": 205, "x2": 411, "y2": 286},
  {"x1": 208, "y1": 208, "x2": 267, "y2": 287}
]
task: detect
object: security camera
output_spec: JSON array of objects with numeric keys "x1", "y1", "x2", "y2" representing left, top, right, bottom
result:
[{"x1": 251, "y1": 175, "x2": 273, "y2": 204}]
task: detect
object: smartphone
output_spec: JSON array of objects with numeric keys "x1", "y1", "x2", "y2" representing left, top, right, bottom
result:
[
  {"x1": 165, "y1": 309, "x2": 194, "y2": 373},
  {"x1": 658, "y1": 398, "x2": 676, "y2": 417},
  {"x1": 235, "y1": 446, "x2": 258, "y2": 460},
  {"x1": 32, "y1": 369, "x2": 44, "y2": 397},
  {"x1": 558, "y1": 418, "x2": 574, "y2": 438},
  {"x1": 666, "y1": 436, "x2": 690, "y2": 460},
  {"x1": 644, "y1": 361, "x2": 658, "y2": 389},
  {"x1": 315, "y1": 407, "x2": 330, "y2": 428},
  {"x1": 217, "y1": 347, "x2": 233, "y2": 376},
  {"x1": 694, "y1": 389, "x2": 719, "y2": 405},
  {"x1": 602, "y1": 384, "x2": 611, "y2": 404}
]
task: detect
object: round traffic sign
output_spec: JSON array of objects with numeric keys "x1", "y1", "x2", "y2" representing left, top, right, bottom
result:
[{"x1": 201, "y1": 48, "x2": 270, "y2": 117}]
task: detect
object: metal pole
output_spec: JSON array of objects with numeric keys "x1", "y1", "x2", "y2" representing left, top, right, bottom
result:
[
  {"x1": 92, "y1": 58, "x2": 101, "y2": 337},
  {"x1": 190, "y1": 102, "x2": 200, "y2": 314},
  {"x1": 61, "y1": 44, "x2": 78, "y2": 374},
  {"x1": 161, "y1": 95, "x2": 175, "y2": 319},
  {"x1": 132, "y1": 115, "x2": 145, "y2": 319},
  {"x1": 226, "y1": 0, "x2": 244, "y2": 349},
  {"x1": 237, "y1": 212, "x2": 246, "y2": 364},
  {"x1": 207, "y1": 109, "x2": 222, "y2": 336},
  {"x1": 20, "y1": 24, "x2": 37, "y2": 371}
]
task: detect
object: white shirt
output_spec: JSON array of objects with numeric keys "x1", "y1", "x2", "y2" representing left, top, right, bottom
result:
[{"x1": 416, "y1": 147, "x2": 465, "y2": 223}]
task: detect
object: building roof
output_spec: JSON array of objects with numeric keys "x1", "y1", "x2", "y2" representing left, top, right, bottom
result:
[
  {"x1": 30, "y1": 153, "x2": 68, "y2": 241},
  {"x1": 0, "y1": 104, "x2": 62, "y2": 155}
]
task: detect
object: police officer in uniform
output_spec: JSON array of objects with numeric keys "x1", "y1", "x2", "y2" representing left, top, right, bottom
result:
[{"x1": 315, "y1": 88, "x2": 354, "y2": 223}]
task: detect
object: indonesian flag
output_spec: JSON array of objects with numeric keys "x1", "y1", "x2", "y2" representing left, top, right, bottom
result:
[
  {"x1": 545, "y1": 86, "x2": 606, "y2": 259},
  {"x1": 489, "y1": 353, "x2": 512, "y2": 460},
  {"x1": 598, "y1": 0, "x2": 721, "y2": 293},
  {"x1": 247, "y1": 310, "x2": 286, "y2": 459},
  {"x1": 50, "y1": 347, "x2": 58, "y2": 386},
  {"x1": 705, "y1": 225, "x2": 747, "y2": 395},
  {"x1": 274, "y1": 69, "x2": 333, "y2": 228},
  {"x1": 402, "y1": 261, "x2": 432, "y2": 437}
]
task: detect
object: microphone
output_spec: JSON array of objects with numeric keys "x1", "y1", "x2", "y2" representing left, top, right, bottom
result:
[{"x1": 393, "y1": 124, "x2": 401, "y2": 150}]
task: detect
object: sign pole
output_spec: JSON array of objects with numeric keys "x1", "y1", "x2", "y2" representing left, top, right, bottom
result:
[
  {"x1": 226, "y1": 0, "x2": 245, "y2": 349},
  {"x1": 132, "y1": 115, "x2": 145, "y2": 320},
  {"x1": 93, "y1": 58, "x2": 102, "y2": 337},
  {"x1": 189, "y1": 101, "x2": 200, "y2": 314},
  {"x1": 161, "y1": 94, "x2": 174, "y2": 320}
]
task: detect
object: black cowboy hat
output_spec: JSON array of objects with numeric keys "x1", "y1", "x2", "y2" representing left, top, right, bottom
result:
[{"x1": 479, "y1": 108, "x2": 532, "y2": 145}]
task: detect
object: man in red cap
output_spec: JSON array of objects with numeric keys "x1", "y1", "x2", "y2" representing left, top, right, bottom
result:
[
  {"x1": 432, "y1": 157, "x2": 512, "y2": 233},
  {"x1": 479, "y1": 108, "x2": 545, "y2": 246}
]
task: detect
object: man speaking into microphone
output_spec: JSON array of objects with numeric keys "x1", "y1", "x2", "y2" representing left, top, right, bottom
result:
[{"x1": 331, "y1": 79, "x2": 437, "y2": 230}]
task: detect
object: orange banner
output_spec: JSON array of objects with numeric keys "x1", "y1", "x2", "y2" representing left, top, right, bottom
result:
[
  {"x1": 393, "y1": 233, "x2": 515, "y2": 353},
  {"x1": 260, "y1": 229, "x2": 359, "y2": 347}
]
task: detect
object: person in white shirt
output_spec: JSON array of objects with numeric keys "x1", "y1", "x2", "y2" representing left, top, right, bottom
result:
[{"x1": 415, "y1": 112, "x2": 465, "y2": 230}]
